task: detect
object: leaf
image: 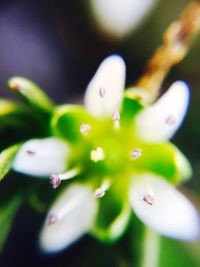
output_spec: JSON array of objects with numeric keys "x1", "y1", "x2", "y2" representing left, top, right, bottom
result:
[
  {"x1": 0, "y1": 99, "x2": 49, "y2": 144},
  {"x1": 0, "y1": 144, "x2": 21, "y2": 181},
  {"x1": 0, "y1": 194, "x2": 22, "y2": 249},
  {"x1": 0, "y1": 99, "x2": 37, "y2": 126},
  {"x1": 51, "y1": 104, "x2": 95, "y2": 142},
  {"x1": 0, "y1": 99, "x2": 27, "y2": 116},
  {"x1": 159, "y1": 237, "x2": 199, "y2": 267},
  {"x1": 7, "y1": 77, "x2": 54, "y2": 117}
]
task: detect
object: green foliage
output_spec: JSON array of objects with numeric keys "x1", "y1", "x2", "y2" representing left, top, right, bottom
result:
[
  {"x1": 0, "y1": 144, "x2": 21, "y2": 181},
  {"x1": 7, "y1": 77, "x2": 54, "y2": 117},
  {"x1": 0, "y1": 194, "x2": 22, "y2": 249},
  {"x1": 159, "y1": 237, "x2": 198, "y2": 267}
]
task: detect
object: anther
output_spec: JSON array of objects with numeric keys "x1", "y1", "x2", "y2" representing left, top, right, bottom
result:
[
  {"x1": 166, "y1": 115, "x2": 176, "y2": 125},
  {"x1": 26, "y1": 150, "x2": 35, "y2": 155},
  {"x1": 80, "y1": 124, "x2": 91, "y2": 134},
  {"x1": 47, "y1": 214, "x2": 58, "y2": 225},
  {"x1": 50, "y1": 174, "x2": 61, "y2": 189},
  {"x1": 112, "y1": 110, "x2": 120, "y2": 121},
  {"x1": 94, "y1": 179, "x2": 110, "y2": 198},
  {"x1": 143, "y1": 194, "x2": 155, "y2": 206},
  {"x1": 99, "y1": 88, "x2": 106, "y2": 98},
  {"x1": 94, "y1": 188, "x2": 105, "y2": 198},
  {"x1": 131, "y1": 148, "x2": 142, "y2": 159},
  {"x1": 90, "y1": 147, "x2": 105, "y2": 162}
]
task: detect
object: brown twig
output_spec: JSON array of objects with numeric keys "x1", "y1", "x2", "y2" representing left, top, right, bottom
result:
[{"x1": 136, "y1": 0, "x2": 200, "y2": 103}]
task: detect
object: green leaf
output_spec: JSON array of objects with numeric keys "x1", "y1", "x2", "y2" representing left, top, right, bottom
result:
[
  {"x1": 91, "y1": 180, "x2": 131, "y2": 243},
  {"x1": 0, "y1": 99, "x2": 37, "y2": 125},
  {"x1": 0, "y1": 144, "x2": 21, "y2": 181},
  {"x1": 0, "y1": 99, "x2": 27, "y2": 116},
  {"x1": 159, "y1": 237, "x2": 199, "y2": 267},
  {"x1": 131, "y1": 141, "x2": 192, "y2": 184},
  {"x1": 51, "y1": 104, "x2": 95, "y2": 142},
  {"x1": 0, "y1": 194, "x2": 22, "y2": 249},
  {"x1": 7, "y1": 77, "x2": 54, "y2": 116},
  {"x1": 0, "y1": 99, "x2": 49, "y2": 144},
  {"x1": 0, "y1": 99, "x2": 29, "y2": 132}
]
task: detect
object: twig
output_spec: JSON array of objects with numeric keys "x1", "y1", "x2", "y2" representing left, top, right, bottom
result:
[{"x1": 136, "y1": 0, "x2": 200, "y2": 103}]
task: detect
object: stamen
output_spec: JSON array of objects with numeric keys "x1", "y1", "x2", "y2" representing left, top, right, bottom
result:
[
  {"x1": 94, "y1": 187, "x2": 105, "y2": 198},
  {"x1": 26, "y1": 150, "x2": 35, "y2": 155},
  {"x1": 49, "y1": 168, "x2": 80, "y2": 189},
  {"x1": 143, "y1": 194, "x2": 155, "y2": 206},
  {"x1": 90, "y1": 147, "x2": 105, "y2": 162},
  {"x1": 59, "y1": 167, "x2": 80, "y2": 180},
  {"x1": 80, "y1": 124, "x2": 91, "y2": 134},
  {"x1": 47, "y1": 214, "x2": 58, "y2": 225},
  {"x1": 50, "y1": 174, "x2": 61, "y2": 189},
  {"x1": 131, "y1": 148, "x2": 142, "y2": 159},
  {"x1": 112, "y1": 110, "x2": 120, "y2": 121},
  {"x1": 99, "y1": 88, "x2": 106, "y2": 98},
  {"x1": 94, "y1": 179, "x2": 110, "y2": 198},
  {"x1": 166, "y1": 115, "x2": 176, "y2": 125},
  {"x1": 101, "y1": 179, "x2": 110, "y2": 191}
]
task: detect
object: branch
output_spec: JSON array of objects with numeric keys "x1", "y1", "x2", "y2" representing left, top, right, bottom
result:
[{"x1": 136, "y1": 0, "x2": 200, "y2": 102}]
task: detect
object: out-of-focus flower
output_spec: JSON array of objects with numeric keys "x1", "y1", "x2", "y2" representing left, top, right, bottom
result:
[
  {"x1": 7, "y1": 55, "x2": 200, "y2": 253},
  {"x1": 89, "y1": 0, "x2": 158, "y2": 39}
]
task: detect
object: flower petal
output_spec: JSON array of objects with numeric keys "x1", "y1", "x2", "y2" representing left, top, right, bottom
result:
[
  {"x1": 129, "y1": 173, "x2": 200, "y2": 241},
  {"x1": 135, "y1": 81, "x2": 190, "y2": 142},
  {"x1": 90, "y1": 0, "x2": 157, "y2": 38},
  {"x1": 13, "y1": 137, "x2": 69, "y2": 177},
  {"x1": 39, "y1": 184, "x2": 97, "y2": 253},
  {"x1": 84, "y1": 55, "x2": 125, "y2": 118}
]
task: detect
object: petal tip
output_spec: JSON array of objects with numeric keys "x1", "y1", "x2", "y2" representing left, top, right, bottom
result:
[
  {"x1": 129, "y1": 173, "x2": 200, "y2": 241},
  {"x1": 136, "y1": 80, "x2": 190, "y2": 142},
  {"x1": 84, "y1": 54, "x2": 126, "y2": 118}
]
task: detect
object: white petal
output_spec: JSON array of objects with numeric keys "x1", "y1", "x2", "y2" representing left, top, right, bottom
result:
[
  {"x1": 13, "y1": 137, "x2": 69, "y2": 177},
  {"x1": 84, "y1": 55, "x2": 125, "y2": 118},
  {"x1": 39, "y1": 184, "x2": 97, "y2": 253},
  {"x1": 135, "y1": 81, "x2": 190, "y2": 142},
  {"x1": 90, "y1": 0, "x2": 157, "y2": 38},
  {"x1": 129, "y1": 173, "x2": 200, "y2": 241}
]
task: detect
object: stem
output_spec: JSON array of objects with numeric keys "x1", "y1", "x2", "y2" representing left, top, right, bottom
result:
[
  {"x1": 141, "y1": 228, "x2": 160, "y2": 267},
  {"x1": 136, "y1": 0, "x2": 200, "y2": 103}
]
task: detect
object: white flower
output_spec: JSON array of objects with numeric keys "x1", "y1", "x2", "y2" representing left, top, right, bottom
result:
[
  {"x1": 89, "y1": 0, "x2": 158, "y2": 38},
  {"x1": 12, "y1": 55, "x2": 200, "y2": 252},
  {"x1": 82, "y1": 55, "x2": 200, "y2": 241}
]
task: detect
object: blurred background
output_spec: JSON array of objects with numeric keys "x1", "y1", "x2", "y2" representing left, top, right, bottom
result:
[{"x1": 0, "y1": 0, "x2": 200, "y2": 266}]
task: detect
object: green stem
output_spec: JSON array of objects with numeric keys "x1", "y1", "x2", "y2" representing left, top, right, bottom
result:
[{"x1": 141, "y1": 228, "x2": 160, "y2": 267}]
